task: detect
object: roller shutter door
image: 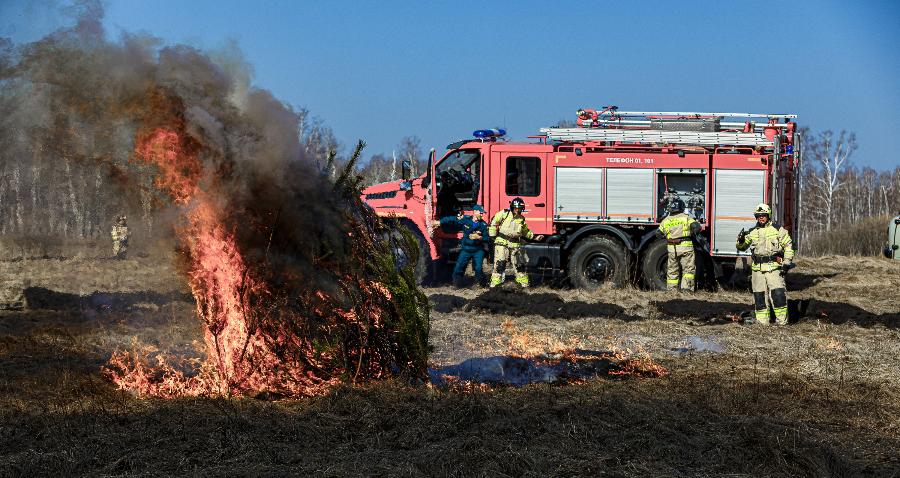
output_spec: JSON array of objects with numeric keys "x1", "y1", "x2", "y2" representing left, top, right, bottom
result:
[
  {"x1": 555, "y1": 167, "x2": 603, "y2": 221},
  {"x1": 713, "y1": 169, "x2": 765, "y2": 255},
  {"x1": 606, "y1": 168, "x2": 654, "y2": 223}
]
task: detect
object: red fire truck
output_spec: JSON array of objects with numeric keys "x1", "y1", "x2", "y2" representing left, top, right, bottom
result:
[{"x1": 362, "y1": 107, "x2": 802, "y2": 289}]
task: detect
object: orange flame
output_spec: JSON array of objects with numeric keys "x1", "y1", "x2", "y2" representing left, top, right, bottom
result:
[{"x1": 105, "y1": 127, "x2": 344, "y2": 397}]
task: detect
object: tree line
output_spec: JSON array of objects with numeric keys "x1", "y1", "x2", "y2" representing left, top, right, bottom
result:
[
  {"x1": 800, "y1": 129, "x2": 900, "y2": 232},
  {"x1": 0, "y1": 104, "x2": 426, "y2": 244},
  {"x1": 0, "y1": 117, "x2": 896, "y2": 255},
  {"x1": 798, "y1": 129, "x2": 899, "y2": 255}
]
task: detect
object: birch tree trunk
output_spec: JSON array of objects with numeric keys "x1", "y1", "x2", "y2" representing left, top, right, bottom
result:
[
  {"x1": 141, "y1": 181, "x2": 153, "y2": 238},
  {"x1": 390, "y1": 150, "x2": 397, "y2": 181},
  {"x1": 64, "y1": 157, "x2": 83, "y2": 238},
  {"x1": 31, "y1": 161, "x2": 40, "y2": 235},
  {"x1": 0, "y1": 168, "x2": 7, "y2": 235},
  {"x1": 93, "y1": 168, "x2": 104, "y2": 238}
]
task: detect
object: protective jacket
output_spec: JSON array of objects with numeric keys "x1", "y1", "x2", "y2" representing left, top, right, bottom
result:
[
  {"x1": 488, "y1": 210, "x2": 534, "y2": 248},
  {"x1": 658, "y1": 213, "x2": 698, "y2": 252},
  {"x1": 111, "y1": 225, "x2": 129, "y2": 243},
  {"x1": 440, "y1": 215, "x2": 489, "y2": 252},
  {"x1": 736, "y1": 223, "x2": 794, "y2": 272}
]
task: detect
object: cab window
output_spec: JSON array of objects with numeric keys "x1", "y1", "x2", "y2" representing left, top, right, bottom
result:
[
  {"x1": 506, "y1": 156, "x2": 541, "y2": 196},
  {"x1": 435, "y1": 149, "x2": 481, "y2": 217}
]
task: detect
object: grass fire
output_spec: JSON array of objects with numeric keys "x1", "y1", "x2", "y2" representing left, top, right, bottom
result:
[
  {"x1": 0, "y1": 8, "x2": 430, "y2": 399},
  {"x1": 1, "y1": 2, "x2": 899, "y2": 476}
]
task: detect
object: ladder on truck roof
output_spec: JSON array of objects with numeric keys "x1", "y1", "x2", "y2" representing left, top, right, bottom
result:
[
  {"x1": 541, "y1": 108, "x2": 796, "y2": 147},
  {"x1": 540, "y1": 128, "x2": 775, "y2": 147},
  {"x1": 595, "y1": 111, "x2": 796, "y2": 119}
]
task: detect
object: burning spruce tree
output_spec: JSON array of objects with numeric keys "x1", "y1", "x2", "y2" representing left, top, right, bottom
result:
[{"x1": 0, "y1": 3, "x2": 429, "y2": 398}]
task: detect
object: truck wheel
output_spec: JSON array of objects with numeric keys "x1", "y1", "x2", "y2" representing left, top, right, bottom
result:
[
  {"x1": 384, "y1": 225, "x2": 431, "y2": 285},
  {"x1": 567, "y1": 236, "x2": 628, "y2": 289},
  {"x1": 640, "y1": 239, "x2": 668, "y2": 290}
]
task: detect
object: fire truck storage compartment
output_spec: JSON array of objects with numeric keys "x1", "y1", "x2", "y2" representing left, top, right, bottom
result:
[
  {"x1": 712, "y1": 169, "x2": 766, "y2": 255},
  {"x1": 656, "y1": 169, "x2": 706, "y2": 222},
  {"x1": 606, "y1": 168, "x2": 654, "y2": 222},
  {"x1": 554, "y1": 167, "x2": 604, "y2": 221}
]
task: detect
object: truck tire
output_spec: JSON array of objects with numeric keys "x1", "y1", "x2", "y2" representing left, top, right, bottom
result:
[
  {"x1": 384, "y1": 224, "x2": 431, "y2": 285},
  {"x1": 567, "y1": 236, "x2": 628, "y2": 289},
  {"x1": 640, "y1": 239, "x2": 668, "y2": 290}
]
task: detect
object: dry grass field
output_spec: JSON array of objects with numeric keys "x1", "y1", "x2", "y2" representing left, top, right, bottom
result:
[{"x1": 1, "y1": 252, "x2": 899, "y2": 476}]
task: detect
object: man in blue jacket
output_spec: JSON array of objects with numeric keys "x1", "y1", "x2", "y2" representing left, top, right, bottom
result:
[{"x1": 440, "y1": 205, "x2": 490, "y2": 288}]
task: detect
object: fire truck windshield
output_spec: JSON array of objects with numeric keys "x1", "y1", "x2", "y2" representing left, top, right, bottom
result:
[{"x1": 435, "y1": 149, "x2": 480, "y2": 217}]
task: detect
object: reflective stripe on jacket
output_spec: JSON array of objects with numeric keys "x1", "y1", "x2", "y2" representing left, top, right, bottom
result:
[
  {"x1": 488, "y1": 210, "x2": 534, "y2": 248},
  {"x1": 736, "y1": 223, "x2": 794, "y2": 271},
  {"x1": 111, "y1": 225, "x2": 129, "y2": 242},
  {"x1": 658, "y1": 213, "x2": 696, "y2": 250}
]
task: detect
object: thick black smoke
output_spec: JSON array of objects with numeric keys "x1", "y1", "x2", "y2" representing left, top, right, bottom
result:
[{"x1": 1, "y1": 1, "x2": 430, "y2": 397}]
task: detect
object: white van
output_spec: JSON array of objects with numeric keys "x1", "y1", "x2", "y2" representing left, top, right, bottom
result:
[{"x1": 885, "y1": 215, "x2": 900, "y2": 260}]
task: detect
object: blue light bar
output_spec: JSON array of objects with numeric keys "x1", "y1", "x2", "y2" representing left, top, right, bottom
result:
[{"x1": 473, "y1": 128, "x2": 506, "y2": 139}]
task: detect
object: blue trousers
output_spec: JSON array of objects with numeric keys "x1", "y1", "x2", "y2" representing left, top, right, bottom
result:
[{"x1": 453, "y1": 248, "x2": 485, "y2": 283}]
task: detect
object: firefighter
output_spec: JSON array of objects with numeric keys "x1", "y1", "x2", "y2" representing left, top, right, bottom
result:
[
  {"x1": 657, "y1": 199, "x2": 700, "y2": 291},
  {"x1": 488, "y1": 198, "x2": 544, "y2": 288},
  {"x1": 440, "y1": 205, "x2": 490, "y2": 288},
  {"x1": 658, "y1": 187, "x2": 679, "y2": 218},
  {"x1": 687, "y1": 186, "x2": 705, "y2": 221},
  {"x1": 111, "y1": 215, "x2": 129, "y2": 260},
  {"x1": 736, "y1": 203, "x2": 795, "y2": 325}
]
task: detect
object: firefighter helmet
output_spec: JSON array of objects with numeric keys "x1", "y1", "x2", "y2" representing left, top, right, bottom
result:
[
  {"x1": 510, "y1": 197, "x2": 526, "y2": 211},
  {"x1": 668, "y1": 198, "x2": 685, "y2": 214},
  {"x1": 754, "y1": 203, "x2": 772, "y2": 217}
]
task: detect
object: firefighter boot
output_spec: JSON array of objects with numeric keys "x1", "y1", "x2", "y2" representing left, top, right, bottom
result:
[
  {"x1": 515, "y1": 273, "x2": 530, "y2": 288},
  {"x1": 452, "y1": 274, "x2": 464, "y2": 289}
]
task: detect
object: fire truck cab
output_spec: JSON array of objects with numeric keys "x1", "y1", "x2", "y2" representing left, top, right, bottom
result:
[{"x1": 363, "y1": 108, "x2": 802, "y2": 289}]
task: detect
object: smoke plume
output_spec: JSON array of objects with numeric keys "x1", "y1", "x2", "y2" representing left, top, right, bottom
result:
[{"x1": 0, "y1": 1, "x2": 429, "y2": 397}]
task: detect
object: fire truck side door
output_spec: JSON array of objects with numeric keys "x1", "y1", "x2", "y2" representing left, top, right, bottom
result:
[{"x1": 497, "y1": 152, "x2": 551, "y2": 235}]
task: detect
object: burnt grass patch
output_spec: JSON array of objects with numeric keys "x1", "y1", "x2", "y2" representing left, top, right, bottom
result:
[
  {"x1": 654, "y1": 298, "x2": 900, "y2": 328},
  {"x1": 800, "y1": 299, "x2": 900, "y2": 328},
  {"x1": 0, "y1": 368, "x2": 885, "y2": 476},
  {"x1": 653, "y1": 300, "x2": 748, "y2": 325},
  {"x1": 785, "y1": 271, "x2": 839, "y2": 291},
  {"x1": 23, "y1": 287, "x2": 193, "y2": 312},
  {"x1": 429, "y1": 293, "x2": 469, "y2": 314},
  {"x1": 429, "y1": 349, "x2": 664, "y2": 387},
  {"x1": 432, "y1": 289, "x2": 639, "y2": 320},
  {"x1": 3, "y1": 256, "x2": 900, "y2": 475}
]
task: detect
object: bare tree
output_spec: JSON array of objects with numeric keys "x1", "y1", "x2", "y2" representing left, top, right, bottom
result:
[
  {"x1": 807, "y1": 130, "x2": 856, "y2": 231},
  {"x1": 390, "y1": 150, "x2": 397, "y2": 181},
  {"x1": 397, "y1": 136, "x2": 423, "y2": 177},
  {"x1": 297, "y1": 107, "x2": 343, "y2": 172}
]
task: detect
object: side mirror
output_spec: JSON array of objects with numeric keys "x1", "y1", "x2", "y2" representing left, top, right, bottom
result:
[{"x1": 401, "y1": 159, "x2": 411, "y2": 180}]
